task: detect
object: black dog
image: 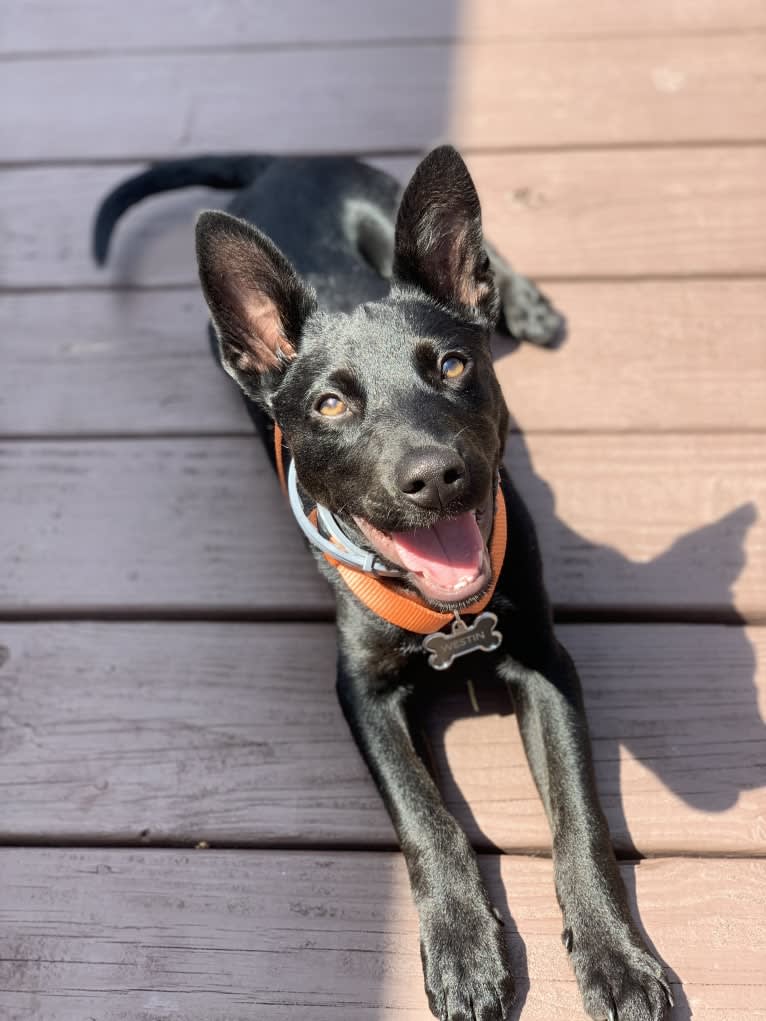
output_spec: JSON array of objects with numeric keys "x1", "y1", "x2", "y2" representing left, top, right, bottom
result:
[{"x1": 95, "y1": 148, "x2": 671, "y2": 1021}]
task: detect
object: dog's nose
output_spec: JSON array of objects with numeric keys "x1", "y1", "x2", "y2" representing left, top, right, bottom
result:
[{"x1": 395, "y1": 447, "x2": 468, "y2": 510}]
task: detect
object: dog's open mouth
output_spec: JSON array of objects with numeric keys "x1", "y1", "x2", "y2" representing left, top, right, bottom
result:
[{"x1": 353, "y1": 495, "x2": 494, "y2": 605}]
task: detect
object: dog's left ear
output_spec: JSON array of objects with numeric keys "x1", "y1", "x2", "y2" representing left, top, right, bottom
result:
[
  {"x1": 196, "y1": 210, "x2": 316, "y2": 402},
  {"x1": 392, "y1": 146, "x2": 498, "y2": 326}
]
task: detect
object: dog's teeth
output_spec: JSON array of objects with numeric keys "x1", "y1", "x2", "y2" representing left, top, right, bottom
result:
[{"x1": 452, "y1": 574, "x2": 478, "y2": 592}]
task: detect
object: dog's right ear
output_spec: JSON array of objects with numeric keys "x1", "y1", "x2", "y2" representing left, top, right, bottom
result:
[{"x1": 195, "y1": 211, "x2": 316, "y2": 400}]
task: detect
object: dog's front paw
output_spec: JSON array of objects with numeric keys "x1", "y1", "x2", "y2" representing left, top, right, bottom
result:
[
  {"x1": 419, "y1": 899, "x2": 514, "y2": 1020},
  {"x1": 565, "y1": 925, "x2": 673, "y2": 1021}
]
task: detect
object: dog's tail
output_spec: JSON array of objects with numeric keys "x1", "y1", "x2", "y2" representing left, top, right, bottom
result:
[{"x1": 92, "y1": 153, "x2": 274, "y2": 265}]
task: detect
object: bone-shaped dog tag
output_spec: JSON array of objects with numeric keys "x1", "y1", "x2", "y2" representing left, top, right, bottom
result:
[{"x1": 422, "y1": 612, "x2": 503, "y2": 671}]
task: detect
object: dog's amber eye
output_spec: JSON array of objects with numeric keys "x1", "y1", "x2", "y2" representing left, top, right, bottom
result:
[
  {"x1": 441, "y1": 355, "x2": 466, "y2": 380},
  {"x1": 316, "y1": 395, "x2": 347, "y2": 417}
]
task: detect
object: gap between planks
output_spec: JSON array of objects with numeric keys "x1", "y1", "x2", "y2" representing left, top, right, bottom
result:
[
  {"x1": 5, "y1": 139, "x2": 766, "y2": 170},
  {"x1": 1, "y1": 836, "x2": 764, "y2": 862},
  {"x1": 5, "y1": 271, "x2": 766, "y2": 293},
  {"x1": 0, "y1": 608, "x2": 761, "y2": 625},
  {"x1": 2, "y1": 429, "x2": 766, "y2": 441},
  {"x1": 28, "y1": 35, "x2": 766, "y2": 64}
]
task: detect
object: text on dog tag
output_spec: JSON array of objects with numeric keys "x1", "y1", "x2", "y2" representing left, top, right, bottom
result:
[{"x1": 422, "y1": 611, "x2": 503, "y2": 671}]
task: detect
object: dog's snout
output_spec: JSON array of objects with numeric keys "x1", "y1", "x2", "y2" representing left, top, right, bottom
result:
[{"x1": 395, "y1": 447, "x2": 468, "y2": 509}]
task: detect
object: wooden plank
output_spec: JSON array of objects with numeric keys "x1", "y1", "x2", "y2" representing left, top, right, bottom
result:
[
  {"x1": 0, "y1": 434, "x2": 762, "y2": 617},
  {"x1": 4, "y1": 0, "x2": 764, "y2": 54},
  {"x1": 456, "y1": 0, "x2": 766, "y2": 40},
  {"x1": 0, "y1": 439, "x2": 331, "y2": 615},
  {"x1": 0, "y1": 164, "x2": 213, "y2": 289},
  {"x1": 494, "y1": 280, "x2": 766, "y2": 433},
  {"x1": 3, "y1": 36, "x2": 766, "y2": 162},
  {"x1": 0, "y1": 622, "x2": 764, "y2": 854},
  {"x1": 4, "y1": 147, "x2": 766, "y2": 290},
  {"x1": 1, "y1": 850, "x2": 764, "y2": 1019},
  {"x1": 0, "y1": 0, "x2": 459, "y2": 52},
  {"x1": 0, "y1": 289, "x2": 251, "y2": 436},
  {"x1": 3, "y1": 281, "x2": 766, "y2": 436},
  {"x1": 509, "y1": 432, "x2": 764, "y2": 619},
  {"x1": 463, "y1": 148, "x2": 766, "y2": 278},
  {"x1": 431, "y1": 623, "x2": 766, "y2": 855}
]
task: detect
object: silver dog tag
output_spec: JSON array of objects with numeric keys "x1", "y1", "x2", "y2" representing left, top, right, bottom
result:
[{"x1": 422, "y1": 612, "x2": 503, "y2": 671}]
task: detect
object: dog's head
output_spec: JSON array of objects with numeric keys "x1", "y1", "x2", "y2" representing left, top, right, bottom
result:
[{"x1": 196, "y1": 146, "x2": 509, "y2": 609}]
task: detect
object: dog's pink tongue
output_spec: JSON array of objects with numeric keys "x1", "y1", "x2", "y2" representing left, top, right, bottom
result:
[{"x1": 390, "y1": 512, "x2": 484, "y2": 590}]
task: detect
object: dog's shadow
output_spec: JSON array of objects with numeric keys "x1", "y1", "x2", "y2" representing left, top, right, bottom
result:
[{"x1": 416, "y1": 339, "x2": 761, "y2": 1019}]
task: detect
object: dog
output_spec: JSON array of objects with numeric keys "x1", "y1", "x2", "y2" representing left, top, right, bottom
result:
[{"x1": 95, "y1": 147, "x2": 671, "y2": 1021}]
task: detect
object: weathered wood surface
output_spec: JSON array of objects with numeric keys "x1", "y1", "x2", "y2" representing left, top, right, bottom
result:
[
  {"x1": 5, "y1": 147, "x2": 766, "y2": 290},
  {"x1": 495, "y1": 280, "x2": 766, "y2": 433},
  {"x1": 2, "y1": 0, "x2": 765, "y2": 1013},
  {"x1": 5, "y1": 0, "x2": 764, "y2": 53},
  {"x1": 0, "y1": 439, "x2": 329, "y2": 615},
  {"x1": 0, "y1": 435, "x2": 761, "y2": 616},
  {"x1": 0, "y1": 289, "x2": 247, "y2": 437},
  {"x1": 0, "y1": 2, "x2": 763, "y2": 1020},
  {"x1": 1, "y1": 0, "x2": 465, "y2": 52},
  {"x1": 512, "y1": 432, "x2": 762, "y2": 619},
  {"x1": 3, "y1": 36, "x2": 766, "y2": 162},
  {"x1": 465, "y1": 147, "x2": 766, "y2": 278},
  {"x1": 0, "y1": 622, "x2": 763, "y2": 854},
  {"x1": 2, "y1": 849, "x2": 764, "y2": 1020},
  {"x1": 3, "y1": 281, "x2": 766, "y2": 436}
]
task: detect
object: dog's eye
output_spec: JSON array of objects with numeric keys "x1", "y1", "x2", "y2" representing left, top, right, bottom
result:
[
  {"x1": 316, "y1": 395, "x2": 347, "y2": 417},
  {"x1": 441, "y1": 355, "x2": 466, "y2": 380}
]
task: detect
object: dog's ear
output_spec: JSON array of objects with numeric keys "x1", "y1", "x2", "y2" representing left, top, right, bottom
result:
[
  {"x1": 196, "y1": 210, "x2": 316, "y2": 399},
  {"x1": 392, "y1": 146, "x2": 498, "y2": 325}
]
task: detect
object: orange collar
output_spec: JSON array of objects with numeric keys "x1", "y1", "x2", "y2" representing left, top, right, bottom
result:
[{"x1": 273, "y1": 424, "x2": 507, "y2": 634}]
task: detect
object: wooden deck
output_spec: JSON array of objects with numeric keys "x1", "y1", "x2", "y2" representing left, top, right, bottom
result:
[{"x1": 1, "y1": 2, "x2": 765, "y2": 1018}]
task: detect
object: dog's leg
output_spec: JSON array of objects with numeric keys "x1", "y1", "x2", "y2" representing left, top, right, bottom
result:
[
  {"x1": 352, "y1": 202, "x2": 395, "y2": 279},
  {"x1": 336, "y1": 656, "x2": 515, "y2": 1021},
  {"x1": 485, "y1": 241, "x2": 566, "y2": 348},
  {"x1": 501, "y1": 643, "x2": 672, "y2": 1021}
]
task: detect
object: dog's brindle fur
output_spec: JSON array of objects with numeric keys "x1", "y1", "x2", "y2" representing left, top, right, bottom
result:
[{"x1": 95, "y1": 147, "x2": 670, "y2": 1021}]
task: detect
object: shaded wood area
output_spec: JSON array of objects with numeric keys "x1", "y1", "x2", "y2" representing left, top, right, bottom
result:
[
  {"x1": 2, "y1": 850, "x2": 765, "y2": 1020},
  {"x1": 1, "y1": 0, "x2": 765, "y2": 1018}
]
